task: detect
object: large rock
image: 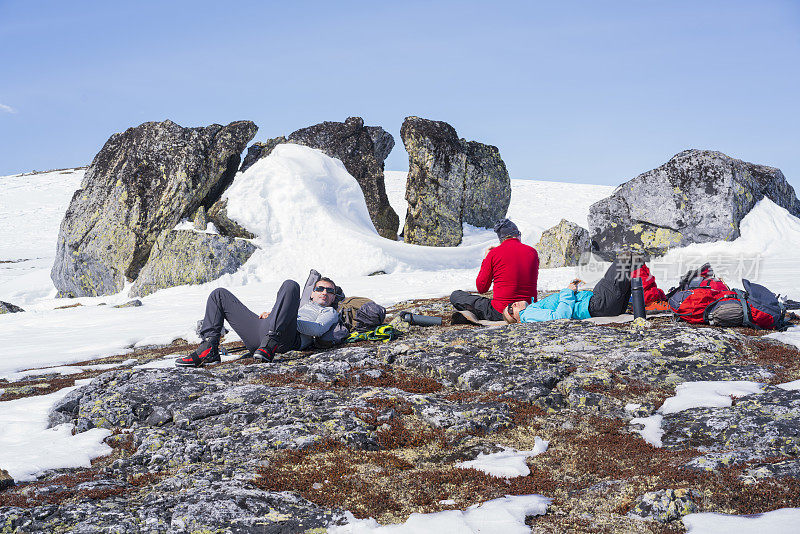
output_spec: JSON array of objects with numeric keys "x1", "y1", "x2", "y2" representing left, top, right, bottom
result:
[
  {"x1": 589, "y1": 150, "x2": 800, "y2": 256},
  {"x1": 288, "y1": 117, "x2": 399, "y2": 239},
  {"x1": 461, "y1": 140, "x2": 512, "y2": 228},
  {"x1": 628, "y1": 488, "x2": 700, "y2": 523},
  {"x1": 51, "y1": 119, "x2": 257, "y2": 297},
  {"x1": 536, "y1": 219, "x2": 591, "y2": 268},
  {"x1": 0, "y1": 468, "x2": 13, "y2": 490},
  {"x1": 0, "y1": 301, "x2": 24, "y2": 314},
  {"x1": 401, "y1": 117, "x2": 510, "y2": 246},
  {"x1": 129, "y1": 229, "x2": 257, "y2": 297}
]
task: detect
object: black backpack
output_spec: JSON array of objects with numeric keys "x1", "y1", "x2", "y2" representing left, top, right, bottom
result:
[{"x1": 340, "y1": 298, "x2": 386, "y2": 332}]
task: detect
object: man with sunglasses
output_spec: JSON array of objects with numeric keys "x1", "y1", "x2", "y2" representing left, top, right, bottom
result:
[{"x1": 175, "y1": 277, "x2": 340, "y2": 367}]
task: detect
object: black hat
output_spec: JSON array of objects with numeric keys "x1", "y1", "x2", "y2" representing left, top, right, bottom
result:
[{"x1": 493, "y1": 218, "x2": 520, "y2": 240}]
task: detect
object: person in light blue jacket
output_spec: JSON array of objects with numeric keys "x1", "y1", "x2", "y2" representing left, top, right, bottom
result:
[{"x1": 503, "y1": 257, "x2": 636, "y2": 323}]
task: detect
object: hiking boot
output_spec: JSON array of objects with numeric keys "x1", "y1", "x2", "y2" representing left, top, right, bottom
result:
[
  {"x1": 175, "y1": 339, "x2": 220, "y2": 367},
  {"x1": 253, "y1": 337, "x2": 280, "y2": 363}
]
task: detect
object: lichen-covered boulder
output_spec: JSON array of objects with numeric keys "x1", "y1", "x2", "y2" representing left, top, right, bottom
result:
[
  {"x1": 238, "y1": 135, "x2": 287, "y2": 173},
  {"x1": 129, "y1": 229, "x2": 257, "y2": 297},
  {"x1": 0, "y1": 468, "x2": 13, "y2": 490},
  {"x1": 401, "y1": 117, "x2": 510, "y2": 246},
  {"x1": 0, "y1": 301, "x2": 24, "y2": 314},
  {"x1": 588, "y1": 150, "x2": 800, "y2": 256},
  {"x1": 461, "y1": 140, "x2": 512, "y2": 228},
  {"x1": 536, "y1": 219, "x2": 590, "y2": 268},
  {"x1": 51, "y1": 119, "x2": 258, "y2": 297},
  {"x1": 628, "y1": 488, "x2": 700, "y2": 523},
  {"x1": 661, "y1": 386, "x2": 800, "y2": 462},
  {"x1": 288, "y1": 117, "x2": 399, "y2": 239}
]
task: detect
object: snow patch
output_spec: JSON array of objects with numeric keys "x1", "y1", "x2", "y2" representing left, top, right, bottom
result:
[
  {"x1": 684, "y1": 508, "x2": 800, "y2": 533},
  {"x1": 329, "y1": 494, "x2": 551, "y2": 534},
  {"x1": 0, "y1": 384, "x2": 112, "y2": 482},
  {"x1": 630, "y1": 381, "x2": 763, "y2": 447},
  {"x1": 456, "y1": 439, "x2": 549, "y2": 478}
]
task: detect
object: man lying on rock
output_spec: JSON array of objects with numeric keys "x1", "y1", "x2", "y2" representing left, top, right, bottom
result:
[
  {"x1": 450, "y1": 218, "x2": 540, "y2": 321},
  {"x1": 502, "y1": 256, "x2": 638, "y2": 323},
  {"x1": 175, "y1": 277, "x2": 340, "y2": 367}
]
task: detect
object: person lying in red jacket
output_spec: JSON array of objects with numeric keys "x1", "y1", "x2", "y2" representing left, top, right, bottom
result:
[{"x1": 450, "y1": 218, "x2": 540, "y2": 321}]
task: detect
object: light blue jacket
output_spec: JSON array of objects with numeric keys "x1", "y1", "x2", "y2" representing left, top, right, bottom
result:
[{"x1": 519, "y1": 289, "x2": 593, "y2": 322}]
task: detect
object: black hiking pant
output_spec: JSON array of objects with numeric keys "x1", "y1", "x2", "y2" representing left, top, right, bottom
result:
[
  {"x1": 588, "y1": 258, "x2": 636, "y2": 317},
  {"x1": 449, "y1": 290, "x2": 505, "y2": 321},
  {"x1": 199, "y1": 281, "x2": 302, "y2": 354}
]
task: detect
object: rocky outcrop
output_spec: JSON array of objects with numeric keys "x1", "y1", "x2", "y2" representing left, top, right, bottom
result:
[
  {"x1": 238, "y1": 136, "x2": 287, "y2": 173},
  {"x1": 3, "y1": 309, "x2": 799, "y2": 531},
  {"x1": 0, "y1": 469, "x2": 13, "y2": 490},
  {"x1": 50, "y1": 119, "x2": 257, "y2": 297},
  {"x1": 288, "y1": 117, "x2": 399, "y2": 239},
  {"x1": 0, "y1": 301, "x2": 24, "y2": 314},
  {"x1": 535, "y1": 219, "x2": 591, "y2": 268},
  {"x1": 401, "y1": 117, "x2": 510, "y2": 246},
  {"x1": 589, "y1": 150, "x2": 800, "y2": 256},
  {"x1": 629, "y1": 488, "x2": 700, "y2": 523},
  {"x1": 662, "y1": 386, "x2": 800, "y2": 463},
  {"x1": 129, "y1": 229, "x2": 257, "y2": 297}
]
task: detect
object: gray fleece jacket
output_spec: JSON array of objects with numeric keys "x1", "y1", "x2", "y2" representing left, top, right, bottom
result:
[{"x1": 296, "y1": 301, "x2": 339, "y2": 349}]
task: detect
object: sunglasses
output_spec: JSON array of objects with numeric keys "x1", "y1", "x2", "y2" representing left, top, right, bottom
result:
[
  {"x1": 313, "y1": 286, "x2": 336, "y2": 294},
  {"x1": 506, "y1": 303, "x2": 515, "y2": 316}
]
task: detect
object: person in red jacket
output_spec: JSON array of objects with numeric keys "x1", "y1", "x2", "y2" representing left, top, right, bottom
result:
[{"x1": 450, "y1": 218, "x2": 539, "y2": 321}]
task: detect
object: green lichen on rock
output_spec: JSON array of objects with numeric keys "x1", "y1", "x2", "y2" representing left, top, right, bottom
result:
[
  {"x1": 0, "y1": 301, "x2": 24, "y2": 314},
  {"x1": 536, "y1": 219, "x2": 591, "y2": 268},
  {"x1": 128, "y1": 229, "x2": 257, "y2": 297},
  {"x1": 589, "y1": 149, "x2": 800, "y2": 256},
  {"x1": 50, "y1": 119, "x2": 258, "y2": 297},
  {"x1": 206, "y1": 199, "x2": 256, "y2": 239},
  {"x1": 401, "y1": 117, "x2": 510, "y2": 246},
  {"x1": 629, "y1": 488, "x2": 700, "y2": 522}
]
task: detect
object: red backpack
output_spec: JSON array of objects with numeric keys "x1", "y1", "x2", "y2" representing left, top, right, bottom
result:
[
  {"x1": 667, "y1": 264, "x2": 787, "y2": 329},
  {"x1": 666, "y1": 264, "x2": 734, "y2": 324}
]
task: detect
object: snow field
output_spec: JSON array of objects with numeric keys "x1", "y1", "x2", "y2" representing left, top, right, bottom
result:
[{"x1": 683, "y1": 508, "x2": 800, "y2": 533}]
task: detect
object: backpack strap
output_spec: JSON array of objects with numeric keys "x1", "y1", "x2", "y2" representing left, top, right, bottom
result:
[{"x1": 735, "y1": 288, "x2": 760, "y2": 330}]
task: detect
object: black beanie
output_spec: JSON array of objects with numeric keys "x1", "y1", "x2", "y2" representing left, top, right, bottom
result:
[{"x1": 493, "y1": 218, "x2": 520, "y2": 240}]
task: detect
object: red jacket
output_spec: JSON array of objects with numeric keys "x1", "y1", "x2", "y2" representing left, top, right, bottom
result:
[{"x1": 476, "y1": 238, "x2": 539, "y2": 313}]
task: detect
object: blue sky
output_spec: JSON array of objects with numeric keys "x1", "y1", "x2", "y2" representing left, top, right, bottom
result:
[{"x1": 1, "y1": 0, "x2": 799, "y2": 188}]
